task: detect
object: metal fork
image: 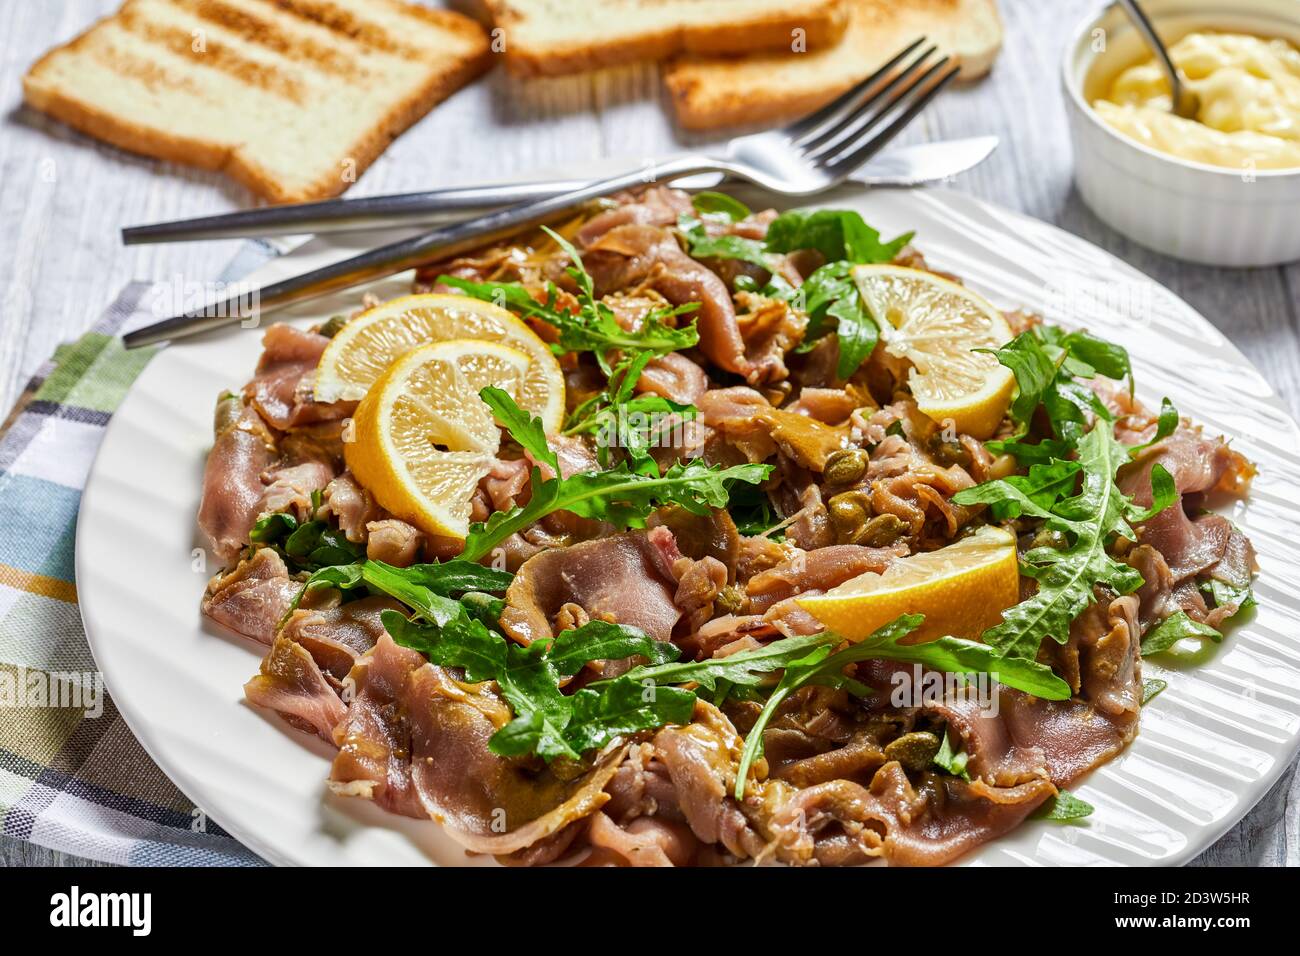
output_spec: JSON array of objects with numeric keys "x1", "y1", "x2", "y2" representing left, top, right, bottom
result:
[{"x1": 124, "y1": 40, "x2": 957, "y2": 349}]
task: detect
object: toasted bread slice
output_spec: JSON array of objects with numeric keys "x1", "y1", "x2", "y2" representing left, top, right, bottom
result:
[
  {"x1": 485, "y1": 0, "x2": 849, "y2": 77},
  {"x1": 665, "y1": 0, "x2": 1002, "y2": 130},
  {"x1": 24, "y1": 0, "x2": 492, "y2": 203}
]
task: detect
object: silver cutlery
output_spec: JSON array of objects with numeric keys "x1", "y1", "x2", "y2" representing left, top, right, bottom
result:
[
  {"x1": 123, "y1": 39, "x2": 958, "y2": 349},
  {"x1": 1117, "y1": 0, "x2": 1199, "y2": 118},
  {"x1": 120, "y1": 136, "x2": 997, "y2": 244}
]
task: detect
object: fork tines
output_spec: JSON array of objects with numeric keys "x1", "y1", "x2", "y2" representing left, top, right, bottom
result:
[{"x1": 787, "y1": 39, "x2": 961, "y2": 175}]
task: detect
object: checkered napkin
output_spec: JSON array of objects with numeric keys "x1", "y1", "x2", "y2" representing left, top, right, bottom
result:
[{"x1": 0, "y1": 246, "x2": 282, "y2": 866}]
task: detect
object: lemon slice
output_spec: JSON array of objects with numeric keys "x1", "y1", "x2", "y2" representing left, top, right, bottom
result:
[
  {"x1": 344, "y1": 340, "x2": 531, "y2": 539},
  {"x1": 316, "y1": 293, "x2": 565, "y2": 434},
  {"x1": 796, "y1": 526, "x2": 1018, "y2": 642},
  {"x1": 852, "y1": 264, "x2": 1015, "y2": 440}
]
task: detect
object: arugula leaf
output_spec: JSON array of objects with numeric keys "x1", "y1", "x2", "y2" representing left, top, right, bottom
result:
[
  {"x1": 1201, "y1": 578, "x2": 1256, "y2": 617},
  {"x1": 1141, "y1": 677, "x2": 1167, "y2": 704},
  {"x1": 1128, "y1": 397, "x2": 1179, "y2": 457},
  {"x1": 787, "y1": 261, "x2": 881, "y2": 380},
  {"x1": 976, "y1": 460, "x2": 1082, "y2": 521},
  {"x1": 249, "y1": 512, "x2": 297, "y2": 544},
  {"x1": 985, "y1": 331, "x2": 1064, "y2": 432},
  {"x1": 983, "y1": 326, "x2": 1132, "y2": 462},
  {"x1": 605, "y1": 632, "x2": 836, "y2": 692},
  {"x1": 1131, "y1": 463, "x2": 1177, "y2": 521},
  {"x1": 1034, "y1": 789, "x2": 1094, "y2": 821},
  {"x1": 248, "y1": 511, "x2": 364, "y2": 572},
  {"x1": 846, "y1": 614, "x2": 1071, "y2": 699},
  {"x1": 462, "y1": 391, "x2": 770, "y2": 562},
  {"x1": 691, "y1": 191, "x2": 752, "y2": 222},
  {"x1": 680, "y1": 217, "x2": 771, "y2": 272},
  {"x1": 953, "y1": 420, "x2": 1151, "y2": 661},
  {"x1": 439, "y1": 227, "x2": 698, "y2": 376},
  {"x1": 1046, "y1": 328, "x2": 1132, "y2": 387},
  {"x1": 1140, "y1": 611, "x2": 1223, "y2": 656},
  {"x1": 933, "y1": 727, "x2": 971, "y2": 780},
  {"x1": 564, "y1": 678, "x2": 696, "y2": 754},
  {"x1": 731, "y1": 614, "x2": 1069, "y2": 798},
  {"x1": 561, "y1": 355, "x2": 697, "y2": 473},
  {"x1": 765, "y1": 209, "x2": 912, "y2": 264},
  {"x1": 727, "y1": 482, "x2": 785, "y2": 537},
  {"x1": 545, "y1": 619, "x2": 679, "y2": 675},
  {"x1": 385, "y1": 609, "x2": 683, "y2": 761},
  {"x1": 480, "y1": 385, "x2": 557, "y2": 472},
  {"x1": 293, "y1": 558, "x2": 511, "y2": 616}
]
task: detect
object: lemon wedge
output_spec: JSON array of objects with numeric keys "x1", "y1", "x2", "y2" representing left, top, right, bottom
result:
[
  {"x1": 852, "y1": 264, "x2": 1015, "y2": 440},
  {"x1": 796, "y1": 526, "x2": 1019, "y2": 642},
  {"x1": 344, "y1": 340, "x2": 531, "y2": 539},
  {"x1": 316, "y1": 293, "x2": 565, "y2": 434}
]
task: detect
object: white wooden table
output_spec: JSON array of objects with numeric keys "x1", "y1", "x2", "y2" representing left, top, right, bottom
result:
[{"x1": 1, "y1": 0, "x2": 1296, "y2": 867}]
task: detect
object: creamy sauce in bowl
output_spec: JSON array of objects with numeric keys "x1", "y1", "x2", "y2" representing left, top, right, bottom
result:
[{"x1": 1091, "y1": 31, "x2": 1300, "y2": 170}]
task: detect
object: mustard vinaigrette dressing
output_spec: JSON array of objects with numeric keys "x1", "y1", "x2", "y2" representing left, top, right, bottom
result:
[{"x1": 1092, "y1": 31, "x2": 1300, "y2": 170}]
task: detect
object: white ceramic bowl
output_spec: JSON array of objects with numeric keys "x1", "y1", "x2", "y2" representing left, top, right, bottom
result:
[{"x1": 1062, "y1": 0, "x2": 1300, "y2": 267}]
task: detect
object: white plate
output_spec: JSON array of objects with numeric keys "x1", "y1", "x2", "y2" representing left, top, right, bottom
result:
[{"x1": 76, "y1": 187, "x2": 1300, "y2": 866}]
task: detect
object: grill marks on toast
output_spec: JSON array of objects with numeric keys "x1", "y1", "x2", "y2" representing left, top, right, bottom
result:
[
  {"x1": 267, "y1": 0, "x2": 419, "y2": 56},
  {"x1": 117, "y1": 2, "x2": 309, "y2": 103},
  {"x1": 169, "y1": 0, "x2": 364, "y2": 81},
  {"x1": 23, "y1": 0, "x2": 492, "y2": 201}
]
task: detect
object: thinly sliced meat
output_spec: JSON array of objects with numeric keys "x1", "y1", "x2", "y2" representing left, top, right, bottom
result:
[
  {"x1": 257, "y1": 460, "x2": 334, "y2": 522},
  {"x1": 1210, "y1": 525, "x2": 1258, "y2": 590},
  {"x1": 329, "y1": 632, "x2": 430, "y2": 818},
  {"x1": 651, "y1": 702, "x2": 769, "y2": 860},
  {"x1": 318, "y1": 473, "x2": 378, "y2": 543},
  {"x1": 1079, "y1": 594, "x2": 1142, "y2": 718},
  {"x1": 282, "y1": 595, "x2": 404, "y2": 679},
  {"x1": 201, "y1": 549, "x2": 300, "y2": 645},
  {"x1": 197, "y1": 398, "x2": 277, "y2": 566},
  {"x1": 1122, "y1": 425, "x2": 1254, "y2": 583},
  {"x1": 745, "y1": 544, "x2": 904, "y2": 611},
  {"x1": 765, "y1": 765, "x2": 1055, "y2": 867},
  {"x1": 636, "y1": 351, "x2": 708, "y2": 405},
  {"x1": 736, "y1": 294, "x2": 806, "y2": 384},
  {"x1": 1126, "y1": 544, "x2": 1176, "y2": 632},
  {"x1": 777, "y1": 462, "x2": 834, "y2": 551},
  {"x1": 696, "y1": 387, "x2": 777, "y2": 463},
  {"x1": 673, "y1": 555, "x2": 728, "y2": 634},
  {"x1": 365, "y1": 519, "x2": 425, "y2": 567},
  {"x1": 482, "y1": 457, "x2": 531, "y2": 513},
  {"x1": 788, "y1": 387, "x2": 858, "y2": 425},
  {"x1": 649, "y1": 505, "x2": 740, "y2": 582},
  {"x1": 601, "y1": 742, "x2": 683, "y2": 822},
  {"x1": 585, "y1": 812, "x2": 696, "y2": 867},
  {"x1": 500, "y1": 531, "x2": 682, "y2": 644},
  {"x1": 244, "y1": 634, "x2": 346, "y2": 741},
  {"x1": 1141, "y1": 508, "x2": 1232, "y2": 582},
  {"x1": 998, "y1": 691, "x2": 1137, "y2": 786},
  {"x1": 583, "y1": 225, "x2": 757, "y2": 380},
  {"x1": 574, "y1": 186, "x2": 693, "y2": 247},
  {"x1": 245, "y1": 324, "x2": 353, "y2": 431},
  {"x1": 405, "y1": 661, "x2": 626, "y2": 858}
]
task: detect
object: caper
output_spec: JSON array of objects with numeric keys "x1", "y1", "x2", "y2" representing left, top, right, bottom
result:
[
  {"x1": 850, "y1": 513, "x2": 907, "y2": 548},
  {"x1": 715, "y1": 585, "x2": 748, "y2": 616},
  {"x1": 823, "y1": 448, "x2": 869, "y2": 486},
  {"x1": 828, "y1": 489, "x2": 872, "y2": 536},
  {"x1": 318, "y1": 314, "x2": 349, "y2": 338},
  {"x1": 884, "y1": 731, "x2": 941, "y2": 772},
  {"x1": 930, "y1": 437, "x2": 972, "y2": 468}
]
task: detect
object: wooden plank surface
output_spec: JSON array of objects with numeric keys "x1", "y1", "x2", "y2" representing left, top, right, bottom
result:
[{"x1": 0, "y1": 0, "x2": 1296, "y2": 867}]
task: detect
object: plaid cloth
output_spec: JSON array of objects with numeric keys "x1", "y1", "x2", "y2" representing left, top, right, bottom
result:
[{"x1": 0, "y1": 244, "x2": 282, "y2": 866}]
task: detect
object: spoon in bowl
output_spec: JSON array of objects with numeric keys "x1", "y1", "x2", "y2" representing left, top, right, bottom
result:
[{"x1": 1116, "y1": 0, "x2": 1200, "y2": 118}]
